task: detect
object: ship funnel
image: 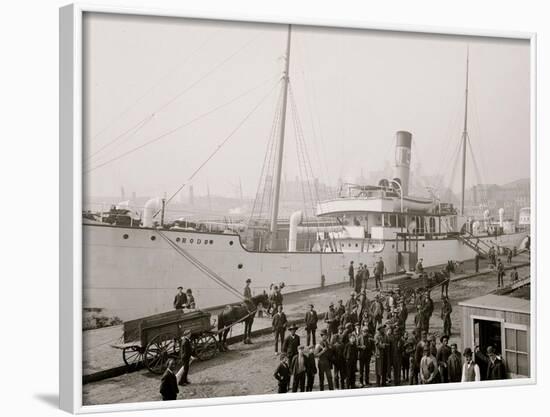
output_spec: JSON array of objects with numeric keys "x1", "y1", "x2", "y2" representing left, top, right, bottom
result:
[
  {"x1": 393, "y1": 131, "x2": 412, "y2": 195},
  {"x1": 499, "y1": 207, "x2": 505, "y2": 227},
  {"x1": 142, "y1": 197, "x2": 161, "y2": 228}
]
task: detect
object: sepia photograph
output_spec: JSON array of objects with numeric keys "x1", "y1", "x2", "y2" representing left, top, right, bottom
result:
[{"x1": 77, "y1": 9, "x2": 532, "y2": 408}]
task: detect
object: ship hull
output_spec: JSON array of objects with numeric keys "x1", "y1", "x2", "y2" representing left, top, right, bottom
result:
[{"x1": 83, "y1": 224, "x2": 528, "y2": 321}]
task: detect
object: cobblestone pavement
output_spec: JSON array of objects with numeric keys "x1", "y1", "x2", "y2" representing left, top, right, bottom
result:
[{"x1": 83, "y1": 262, "x2": 530, "y2": 405}]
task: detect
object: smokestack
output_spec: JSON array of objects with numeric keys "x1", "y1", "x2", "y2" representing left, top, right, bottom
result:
[{"x1": 393, "y1": 131, "x2": 412, "y2": 195}]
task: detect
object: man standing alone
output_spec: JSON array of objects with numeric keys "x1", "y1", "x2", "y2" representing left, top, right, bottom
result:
[
  {"x1": 243, "y1": 278, "x2": 252, "y2": 300},
  {"x1": 375, "y1": 257, "x2": 384, "y2": 289},
  {"x1": 305, "y1": 304, "x2": 318, "y2": 346},
  {"x1": 348, "y1": 261, "x2": 355, "y2": 288},
  {"x1": 272, "y1": 305, "x2": 288, "y2": 354}
]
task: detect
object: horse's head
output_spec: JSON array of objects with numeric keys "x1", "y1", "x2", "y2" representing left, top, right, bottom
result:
[{"x1": 251, "y1": 292, "x2": 269, "y2": 308}]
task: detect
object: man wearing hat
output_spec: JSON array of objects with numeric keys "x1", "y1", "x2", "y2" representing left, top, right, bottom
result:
[
  {"x1": 177, "y1": 329, "x2": 193, "y2": 386},
  {"x1": 441, "y1": 296, "x2": 452, "y2": 337},
  {"x1": 345, "y1": 291, "x2": 358, "y2": 314},
  {"x1": 374, "y1": 257, "x2": 385, "y2": 289},
  {"x1": 283, "y1": 324, "x2": 301, "y2": 365},
  {"x1": 436, "y1": 335, "x2": 452, "y2": 383},
  {"x1": 447, "y1": 343, "x2": 462, "y2": 383},
  {"x1": 331, "y1": 326, "x2": 346, "y2": 389},
  {"x1": 374, "y1": 323, "x2": 389, "y2": 386},
  {"x1": 362, "y1": 265, "x2": 370, "y2": 291},
  {"x1": 290, "y1": 345, "x2": 308, "y2": 392},
  {"x1": 243, "y1": 278, "x2": 252, "y2": 300},
  {"x1": 344, "y1": 333, "x2": 359, "y2": 389},
  {"x1": 461, "y1": 348, "x2": 480, "y2": 382},
  {"x1": 273, "y1": 353, "x2": 291, "y2": 393},
  {"x1": 370, "y1": 295, "x2": 384, "y2": 328},
  {"x1": 486, "y1": 346, "x2": 506, "y2": 380},
  {"x1": 415, "y1": 258, "x2": 424, "y2": 274},
  {"x1": 358, "y1": 327, "x2": 374, "y2": 386},
  {"x1": 412, "y1": 330, "x2": 429, "y2": 385},
  {"x1": 159, "y1": 358, "x2": 179, "y2": 400},
  {"x1": 173, "y1": 286, "x2": 187, "y2": 310},
  {"x1": 314, "y1": 329, "x2": 334, "y2": 390},
  {"x1": 304, "y1": 344, "x2": 318, "y2": 391},
  {"x1": 336, "y1": 299, "x2": 346, "y2": 321},
  {"x1": 272, "y1": 305, "x2": 288, "y2": 354},
  {"x1": 348, "y1": 261, "x2": 355, "y2": 288},
  {"x1": 355, "y1": 264, "x2": 363, "y2": 294},
  {"x1": 325, "y1": 302, "x2": 339, "y2": 339},
  {"x1": 305, "y1": 304, "x2": 318, "y2": 346}
]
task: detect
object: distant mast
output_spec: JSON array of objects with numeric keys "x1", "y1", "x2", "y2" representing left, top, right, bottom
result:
[
  {"x1": 269, "y1": 25, "x2": 292, "y2": 248},
  {"x1": 460, "y1": 47, "x2": 470, "y2": 216}
]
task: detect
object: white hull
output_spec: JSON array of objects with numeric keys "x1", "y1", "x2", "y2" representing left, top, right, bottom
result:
[{"x1": 83, "y1": 224, "x2": 528, "y2": 321}]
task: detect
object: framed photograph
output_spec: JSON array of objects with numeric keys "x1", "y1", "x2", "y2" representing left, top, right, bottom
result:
[{"x1": 60, "y1": 3, "x2": 536, "y2": 413}]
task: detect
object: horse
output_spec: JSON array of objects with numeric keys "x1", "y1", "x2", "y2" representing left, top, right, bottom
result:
[{"x1": 217, "y1": 292, "x2": 269, "y2": 351}]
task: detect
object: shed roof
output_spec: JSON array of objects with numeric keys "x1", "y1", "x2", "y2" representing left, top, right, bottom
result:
[{"x1": 458, "y1": 294, "x2": 530, "y2": 315}]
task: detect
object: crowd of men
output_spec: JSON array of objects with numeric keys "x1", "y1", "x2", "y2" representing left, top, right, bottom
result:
[{"x1": 272, "y1": 287, "x2": 507, "y2": 393}]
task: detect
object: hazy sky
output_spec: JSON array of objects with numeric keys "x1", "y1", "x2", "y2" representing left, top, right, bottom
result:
[{"x1": 83, "y1": 12, "x2": 530, "y2": 201}]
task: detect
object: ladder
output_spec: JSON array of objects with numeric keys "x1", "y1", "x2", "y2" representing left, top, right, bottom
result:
[{"x1": 453, "y1": 230, "x2": 492, "y2": 259}]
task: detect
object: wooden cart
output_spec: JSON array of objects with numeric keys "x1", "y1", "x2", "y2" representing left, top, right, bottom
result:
[
  {"x1": 113, "y1": 309, "x2": 219, "y2": 374},
  {"x1": 383, "y1": 272, "x2": 450, "y2": 303}
]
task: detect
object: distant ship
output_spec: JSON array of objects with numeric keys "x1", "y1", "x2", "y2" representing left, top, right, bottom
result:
[{"x1": 83, "y1": 26, "x2": 529, "y2": 321}]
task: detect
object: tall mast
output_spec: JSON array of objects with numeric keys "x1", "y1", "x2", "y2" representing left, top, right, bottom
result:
[
  {"x1": 460, "y1": 46, "x2": 469, "y2": 216},
  {"x1": 269, "y1": 25, "x2": 292, "y2": 248}
]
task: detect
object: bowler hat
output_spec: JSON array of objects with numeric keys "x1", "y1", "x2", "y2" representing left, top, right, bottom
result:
[
  {"x1": 246, "y1": 278, "x2": 251, "y2": 283},
  {"x1": 463, "y1": 347, "x2": 473, "y2": 356},
  {"x1": 440, "y1": 335, "x2": 449, "y2": 343},
  {"x1": 288, "y1": 324, "x2": 299, "y2": 331},
  {"x1": 377, "y1": 324, "x2": 386, "y2": 331},
  {"x1": 177, "y1": 286, "x2": 183, "y2": 290}
]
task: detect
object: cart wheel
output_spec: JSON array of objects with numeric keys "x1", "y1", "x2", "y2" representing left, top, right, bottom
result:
[
  {"x1": 144, "y1": 333, "x2": 180, "y2": 374},
  {"x1": 122, "y1": 346, "x2": 144, "y2": 371},
  {"x1": 192, "y1": 333, "x2": 218, "y2": 361}
]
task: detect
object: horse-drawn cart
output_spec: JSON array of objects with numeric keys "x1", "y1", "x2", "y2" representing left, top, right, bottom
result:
[
  {"x1": 112, "y1": 309, "x2": 219, "y2": 374},
  {"x1": 383, "y1": 271, "x2": 450, "y2": 303}
]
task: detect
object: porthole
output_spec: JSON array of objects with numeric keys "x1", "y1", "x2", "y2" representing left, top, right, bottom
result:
[
  {"x1": 422, "y1": 244, "x2": 425, "y2": 248},
  {"x1": 355, "y1": 243, "x2": 358, "y2": 247},
  {"x1": 209, "y1": 240, "x2": 214, "y2": 244},
  {"x1": 190, "y1": 239, "x2": 194, "y2": 243},
  {"x1": 237, "y1": 263, "x2": 243, "y2": 269},
  {"x1": 150, "y1": 236, "x2": 156, "y2": 241},
  {"x1": 229, "y1": 241, "x2": 234, "y2": 246},
  {"x1": 197, "y1": 239, "x2": 201, "y2": 244},
  {"x1": 204, "y1": 240, "x2": 208, "y2": 245},
  {"x1": 122, "y1": 234, "x2": 129, "y2": 239},
  {"x1": 392, "y1": 244, "x2": 395, "y2": 249},
  {"x1": 182, "y1": 238, "x2": 186, "y2": 243},
  {"x1": 176, "y1": 237, "x2": 181, "y2": 243}
]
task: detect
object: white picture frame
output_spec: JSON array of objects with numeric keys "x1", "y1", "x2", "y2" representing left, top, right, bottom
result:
[{"x1": 59, "y1": 3, "x2": 537, "y2": 413}]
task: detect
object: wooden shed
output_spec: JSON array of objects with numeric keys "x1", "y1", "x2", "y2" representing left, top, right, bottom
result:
[{"x1": 459, "y1": 294, "x2": 530, "y2": 378}]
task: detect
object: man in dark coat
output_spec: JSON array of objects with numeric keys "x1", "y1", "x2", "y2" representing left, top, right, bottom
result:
[
  {"x1": 374, "y1": 257, "x2": 385, "y2": 289},
  {"x1": 290, "y1": 346, "x2": 308, "y2": 392},
  {"x1": 348, "y1": 261, "x2": 355, "y2": 288},
  {"x1": 159, "y1": 359, "x2": 179, "y2": 401},
  {"x1": 325, "y1": 302, "x2": 339, "y2": 339},
  {"x1": 475, "y1": 346, "x2": 488, "y2": 380},
  {"x1": 272, "y1": 305, "x2": 288, "y2": 354},
  {"x1": 423, "y1": 293, "x2": 434, "y2": 333},
  {"x1": 497, "y1": 259, "x2": 505, "y2": 288},
  {"x1": 441, "y1": 296, "x2": 453, "y2": 337},
  {"x1": 486, "y1": 346, "x2": 506, "y2": 380},
  {"x1": 314, "y1": 329, "x2": 334, "y2": 391},
  {"x1": 447, "y1": 343, "x2": 462, "y2": 383},
  {"x1": 388, "y1": 326, "x2": 403, "y2": 386},
  {"x1": 178, "y1": 329, "x2": 193, "y2": 385},
  {"x1": 412, "y1": 330, "x2": 429, "y2": 385},
  {"x1": 436, "y1": 335, "x2": 452, "y2": 383},
  {"x1": 282, "y1": 324, "x2": 301, "y2": 364},
  {"x1": 304, "y1": 344, "x2": 317, "y2": 391},
  {"x1": 336, "y1": 300, "x2": 346, "y2": 322},
  {"x1": 305, "y1": 304, "x2": 318, "y2": 346},
  {"x1": 344, "y1": 334, "x2": 359, "y2": 389},
  {"x1": 374, "y1": 324, "x2": 389, "y2": 387},
  {"x1": 362, "y1": 266, "x2": 370, "y2": 290},
  {"x1": 331, "y1": 327, "x2": 346, "y2": 389},
  {"x1": 357, "y1": 327, "x2": 374, "y2": 386},
  {"x1": 173, "y1": 286, "x2": 187, "y2": 310},
  {"x1": 273, "y1": 354, "x2": 291, "y2": 393},
  {"x1": 243, "y1": 278, "x2": 252, "y2": 300}
]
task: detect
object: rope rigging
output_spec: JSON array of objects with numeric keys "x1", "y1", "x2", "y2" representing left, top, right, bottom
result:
[
  {"x1": 155, "y1": 76, "x2": 282, "y2": 216},
  {"x1": 85, "y1": 72, "x2": 281, "y2": 173},
  {"x1": 86, "y1": 32, "x2": 265, "y2": 166}
]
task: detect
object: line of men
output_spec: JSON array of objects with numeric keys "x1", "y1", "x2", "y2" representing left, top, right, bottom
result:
[
  {"x1": 273, "y1": 289, "x2": 506, "y2": 393},
  {"x1": 348, "y1": 258, "x2": 385, "y2": 293}
]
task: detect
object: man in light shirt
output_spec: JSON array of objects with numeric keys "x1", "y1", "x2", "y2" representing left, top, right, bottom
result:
[{"x1": 461, "y1": 347, "x2": 481, "y2": 382}]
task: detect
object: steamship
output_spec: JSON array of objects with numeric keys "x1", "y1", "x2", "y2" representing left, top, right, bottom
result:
[{"x1": 83, "y1": 27, "x2": 529, "y2": 321}]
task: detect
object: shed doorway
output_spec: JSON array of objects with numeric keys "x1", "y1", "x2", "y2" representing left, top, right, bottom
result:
[{"x1": 473, "y1": 318, "x2": 502, "y2": 354}]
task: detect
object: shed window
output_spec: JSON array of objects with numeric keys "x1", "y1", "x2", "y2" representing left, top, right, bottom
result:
[{"x1": 505, "y1": 327, "x2": 529, "y2": 377}]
